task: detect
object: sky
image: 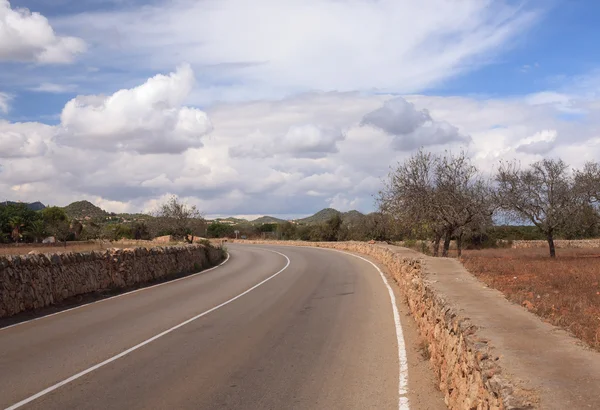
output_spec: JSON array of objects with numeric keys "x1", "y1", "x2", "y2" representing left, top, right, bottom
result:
[{"x1": 1, "y1": 0, "x2": 600, "y2": 219}]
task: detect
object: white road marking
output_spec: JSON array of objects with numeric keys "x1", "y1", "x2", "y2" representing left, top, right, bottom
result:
[
  {"x1": 3, "y1": 249, "x2": 291, "y2": 410},
  {"x1": 251, "y1": 244, "x2": 411, "y2": 410},
  {"x1": 326, "y1": 248, "x2": 410, "y2": 410},
  {"x1": 0, "y1": 251, "x2": 231, "y2": 332}
]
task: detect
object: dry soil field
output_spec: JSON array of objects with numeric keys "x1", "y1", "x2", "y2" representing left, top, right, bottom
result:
[{"x1": 459, "y1": 247, "x2": 600, "y2": 351}]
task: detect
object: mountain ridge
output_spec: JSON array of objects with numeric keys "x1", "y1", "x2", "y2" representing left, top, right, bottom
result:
[
  {"x1": 1, "y1": 201, "x2": 46, "y2": 211},
  {"x1": 4, "y1": 199, "x2": 367, "y2": 226},
  {"x1": 62, "y1": 200, "x2": 109, "y2": 220}
]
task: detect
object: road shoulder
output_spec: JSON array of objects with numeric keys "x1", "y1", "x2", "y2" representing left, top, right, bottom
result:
[{"x1": 338, "y1": 249, "x2": 447, "y2": 410}]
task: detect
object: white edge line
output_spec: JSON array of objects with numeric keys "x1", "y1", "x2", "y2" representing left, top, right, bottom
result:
[
  {"x1": 4, "y1": 249, "x2": 291, "y2": 410},
  {"x1": 1, "y1": 252, "x2": 231, "y2": 333},
  {"x1": 326, "y1": 248, "x2": 410, "y2": 410},
  {"x1": 248, "y1": 245, "x2": 410, "y2": 410}
]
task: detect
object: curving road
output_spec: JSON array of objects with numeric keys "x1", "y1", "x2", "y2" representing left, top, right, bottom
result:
[{"x1": 0, "y1": 244, "x2": 444, "y2": 410}]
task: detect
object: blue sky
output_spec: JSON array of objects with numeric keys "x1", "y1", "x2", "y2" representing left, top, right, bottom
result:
[
  {"x1": 435, "y1": 0, "x2": 600, "y2": 96},
  {"x1": 5, "y1": 0, "x2": 600, "y2": 120},
  {"x1": 1, "y1": 0, "x2": 600, "y2": 217}
]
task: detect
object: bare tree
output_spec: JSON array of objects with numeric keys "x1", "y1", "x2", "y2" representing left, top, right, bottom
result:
[
  {"x1": 575, "y1": 161, "x2": 600, "y2": 209},
  {"x1": 379, "y1": 150, "x2": 439, "y2": 250},
  {"x1": 433, "y1": 151, "x2": 495, "y2": 256},
  {"x1": 70, "y1": 220, "x2": 84, "y2": 240},
  {"x1": 379, "y1": 150, "x2": 493, "y2": 257},
  {"x1": 153, "y1": 196, "x2": 205, "y2": 243},
  {"x1": 495, "y1": 158, "x2": 584, "y2": 258}
]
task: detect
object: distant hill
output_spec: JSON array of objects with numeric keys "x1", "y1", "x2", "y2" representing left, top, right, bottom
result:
[
  {"x1": 252, "y1": 216, "x2": 287, "y2": 224},
  {"x1": 295, "y1": 208, "x2": 366, "y2": 225},
  {"x1": 63, "y1": 200, "x2": 109, "y2": 220},
  {"x1": 213, "y1": 217, "x2": 249, "y2": 224},
  {"x1": 341, "y1": 210, "x2": 365, "y2": 224},
  {"x1": 117, "y1": 213, "x2": 155, "y2": 222},
  {"x1": 2, "y1": 201, "x2": 46, "y2": 211},
  {"x1": 222, "y1": 217, "x2": 248, "y2": 223},
  {"x1": 297, "y1": 208, "x2": 341, "y2": 224}
]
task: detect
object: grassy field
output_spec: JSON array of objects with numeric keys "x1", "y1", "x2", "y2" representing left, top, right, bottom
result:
[{"x1": 459, "y1": 247, "x2": 600, "y2": 351}]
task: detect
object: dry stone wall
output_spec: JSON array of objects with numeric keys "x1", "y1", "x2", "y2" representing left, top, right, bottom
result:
[
  {"x1": 512, "y1": 239, "x2": 600, "y2": 249},
  {"x1": 235, "y1": 240, "x2": 529, "y2": 409},
  {"x1": 0, "y1": 244, "x2": 223, "y2": 318}
]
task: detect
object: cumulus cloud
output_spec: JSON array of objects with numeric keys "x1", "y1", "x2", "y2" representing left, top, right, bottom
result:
[
  {"x1": 230, "y1": 125, "x2": 344, "y2": 159},
  {"x1": 0, "y1": 120, "x2": 51, "y2": 158},
  {"x1": 0, "y1": 0, "x2": 85, "y2": 64},
  {"x1": 56, "y1": 64, "x2": 213, "y2": 154},
  {"x1": 281, "y1": 125, "x2": 344, "y2": 156},
  {"x1": 361, "y1": 97, "x2": 470, "y2": 150},
  {"x1": 54, "y1": 0, "x2": 537, "y2": 102},
  {"x1": 327, "y1": 193, "x2": 361, "y2": 212},
  {"x1": 362, "y1": 98, "x2": 429, "y2": 135},
  {"x1": 3, "y1": 91, "x2": 600, "y2": 218},
  {"x1": 515, "y1": 129, "x2": 558, "y2": 155},
  {"x1": 0, "y1": 92, "x2": 10, "y2": 113}
]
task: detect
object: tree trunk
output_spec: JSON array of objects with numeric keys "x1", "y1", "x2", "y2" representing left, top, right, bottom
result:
[
  {"x1": 457, "y1": 233, "x2": 463, "y2": 257},
  {"x1": 442, "y1": 231, "x2": 452, "y2": 257},
  {"x1": 432, "y1": 234, "x2": 442, "y2": 257},
  {"x1": 547, "y1": 231, "x2": 556, "y2": 258}
]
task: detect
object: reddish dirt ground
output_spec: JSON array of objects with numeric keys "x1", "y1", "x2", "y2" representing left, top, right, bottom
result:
[{"x1": 459, "y1": 247, "x2": 600, "y2": 351}]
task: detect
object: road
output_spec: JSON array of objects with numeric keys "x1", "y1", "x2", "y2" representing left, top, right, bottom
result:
[{"x1": 0, "y1": 244, "x2": 445, "y2": 410}]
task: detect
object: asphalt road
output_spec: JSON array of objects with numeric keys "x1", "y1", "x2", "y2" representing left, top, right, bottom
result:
[{"x1": 0, "y1": 244, "x2": 444, "y2": 410}]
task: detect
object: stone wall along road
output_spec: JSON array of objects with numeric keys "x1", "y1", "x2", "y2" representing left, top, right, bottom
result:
[{"x1": 0, "y1": 244, "x2": 224, "y2": 318}]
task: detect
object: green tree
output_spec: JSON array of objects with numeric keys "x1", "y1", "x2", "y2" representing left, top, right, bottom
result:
[
  {"x1": 70, "y1": 220, "x2": 84, "y2": 240},
  {"x1": 41, "y1": 206, "x2": 68, "y2": 224},
  {"x1": 258, "y1": 223, "x2": 277, "y2": 233},
  {"x1": 41, "y1": 206, "x2": 71, "y2": 243},
  {"x1": 80, "y1": 222, "x2": 102, "y2": 240},
  {"x1": 276, "y1": 222, "x2": 297, "y2": 240},
  {"x1": 25, "y1": 220, "x2": 47, "y2": 243},
  {"x1": 324, "y1": 214, "x2": 343, "y2": 241},
  {"x1": 132, "y1": 222, "x2": 151, "y2": 240},
  {"x1": 207, "y1": 223, "x2": 235, "y2": 238},
  {"x1": 50, "y1": 220, "x2": 73, "y2": 243},
  {"x1": 0, "y1": 203, "x2": 39, "y2": 243},
  {"x1": 9, "y1": 216, "x2": 25, "y2": 242},
  {"x1": 101, "y1": 224, "x2": 133, "y2": 241}
]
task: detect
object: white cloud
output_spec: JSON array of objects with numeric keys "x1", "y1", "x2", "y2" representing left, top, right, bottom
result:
[
  {"x1": 328, "y1": 193, "x2": 361, "y2": 212},
  {"x1": 29, "y1": 82, "x2": 77, "y2": 93},
  {"x1": 55, "y1": 0, "x2": 537, "y2": 101},
  {"x1": 55, "y1": 64, "x2": 213, "y2": 154},
  {"x1": 0, "y1": 120, "x2": 51, "y2": 158},
  {"x1": 0, "y1": 92, "x2": 10, "y2": 113},
  {"x1": 515, "y1": 129, "x2": 558, "y2": 155},
  {"x1": 3, "y1": 89, "x2": 600, "y2": 217},
  {"x1": 526, "y1": 91, "x2": 571, "y2": 106},
  {"x1": 0, "y1": 0, "x2": 86, "y2": 64},
  {"x1": 361, "y1": 97, "x2": 470, "y2": 150},
  {"x1": 230, "y1": 125, "x2": 344, "y2": 159},
  {"x1": 280, "y1": 125, "x2": 344, "y2": 157},
  {"x1": 525, "y1": 91, "x2": 582, "y2": 114}
]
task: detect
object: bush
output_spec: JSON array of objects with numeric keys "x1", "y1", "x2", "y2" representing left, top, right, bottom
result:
[{"x1": 197, "y1": 238, "x2": 212, "y2": 247}]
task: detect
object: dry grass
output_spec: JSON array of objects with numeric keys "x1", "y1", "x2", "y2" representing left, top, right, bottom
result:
[{"x1": 459, "y1": 247, "x2": 600, "y2": 351}]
